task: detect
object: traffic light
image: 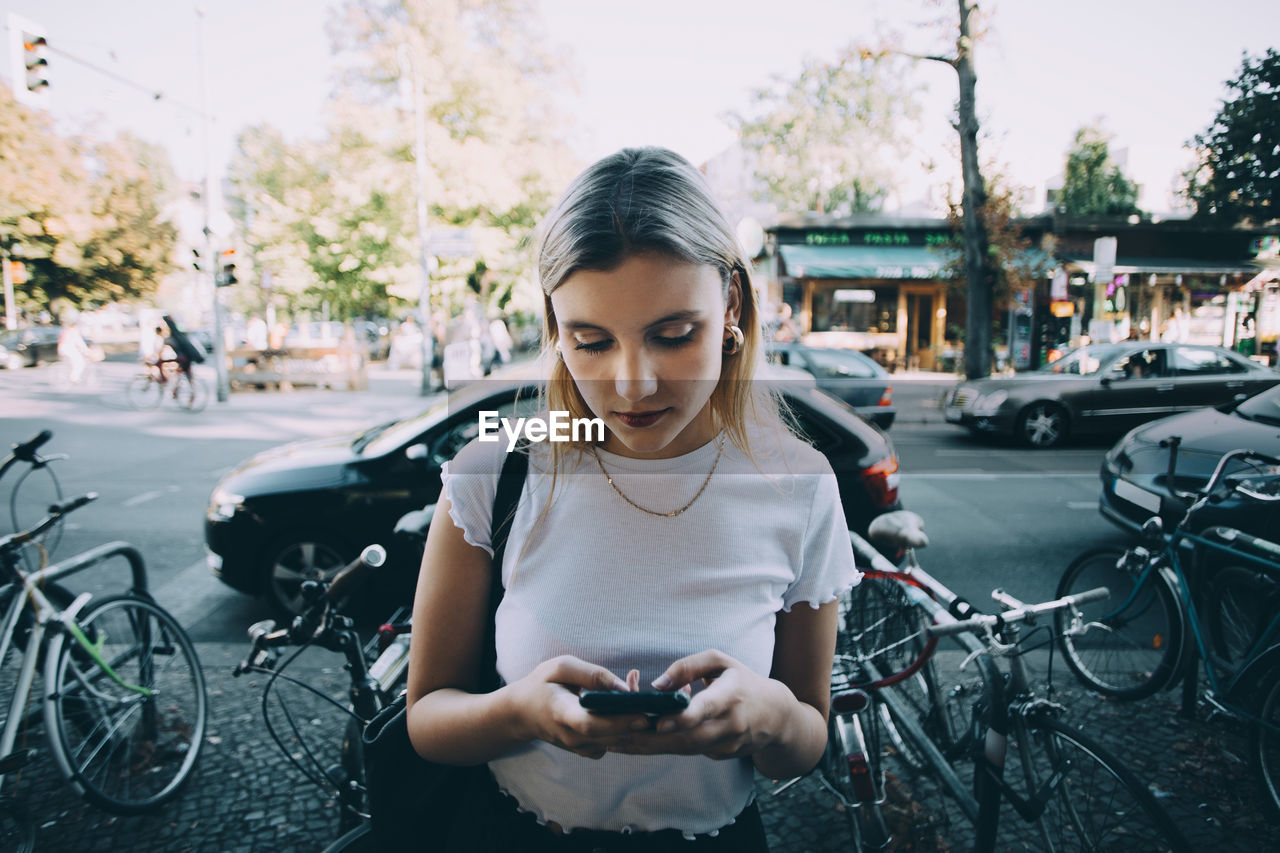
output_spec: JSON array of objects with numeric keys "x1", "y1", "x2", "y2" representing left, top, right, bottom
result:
[
  {"x1": 216, "y1": 249, "x2": 238, "y2": 287},
  {"x1": 22, "y1": 32, "x2": 49, "y2": 94},
  {"x1": 7, "y1": 14, "x2": 50, "y2": 105}
]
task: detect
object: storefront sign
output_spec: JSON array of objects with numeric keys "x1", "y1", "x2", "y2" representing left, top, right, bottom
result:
[
  {"x1": 800, "y1": 230, "x2": 955, "y2": 248},
  {"x1": 834, "y1": 289, "x2": 876, "y2": 303}
]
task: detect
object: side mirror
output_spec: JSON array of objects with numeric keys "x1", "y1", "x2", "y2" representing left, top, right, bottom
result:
[
  {"x1": 1099, "y1": 376, "x2": 1113, "y2": 387},
  {"x1": 1140, "y1": 516, "x2": 1164, "y2": 542}
]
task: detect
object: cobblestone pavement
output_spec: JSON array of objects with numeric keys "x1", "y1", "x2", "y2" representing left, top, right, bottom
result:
[{"x1": 5, "y1": 641, "x2": 1277, "y2": 852}]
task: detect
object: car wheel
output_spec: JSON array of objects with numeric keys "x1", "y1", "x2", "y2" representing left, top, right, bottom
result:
[
  {"x1": 4, "y1": 353, "x2": 22, "y2": 370},
  {"x1": 1017, "y1": 402, "x2": 1068, "y2": 448},
  {"x1": 264, "y1": 532, "x2": 352, "y2": 616}
]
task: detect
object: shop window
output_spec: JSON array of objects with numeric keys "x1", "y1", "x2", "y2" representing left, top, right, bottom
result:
[{"x1": 812, "y1": 286, "x2": 897, "y2": 333}]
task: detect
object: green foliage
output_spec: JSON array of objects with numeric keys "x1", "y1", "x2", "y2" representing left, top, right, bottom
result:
[
  {"x1": 1058, "y1": 125, "x2": 1140, "y2": 217},
  {"x1": 1185, "y1": 48, "x2": 1280, "y2": 225},
  {"x1": 228, "y1": 0, "x2": 579, "y2": 323},
  {"x1": 731, "y1": 48, "x2": 923, "y2": 215},
  {"x1": 0, "y1": 88, "x2": 177, "y2": 317}
]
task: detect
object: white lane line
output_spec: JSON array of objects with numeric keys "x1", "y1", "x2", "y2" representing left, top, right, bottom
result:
[{"x1": 124, "y1": 489, "x2": 166, "y2": 507}]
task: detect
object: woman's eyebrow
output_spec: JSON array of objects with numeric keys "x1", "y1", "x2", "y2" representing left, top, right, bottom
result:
[{"x1": 561, "y1": 311, "x2": 704, "y2": 334}]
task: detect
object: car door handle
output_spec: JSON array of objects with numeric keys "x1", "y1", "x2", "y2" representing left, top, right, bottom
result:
[
  {"x1": 1226, "y1": 381, "x2": 1245, "y2": 388},
  {"x1": 1155, "y1": 384, "x2": 1175, "y2": 392}
]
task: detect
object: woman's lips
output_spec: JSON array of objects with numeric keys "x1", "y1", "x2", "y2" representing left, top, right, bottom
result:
[{"x1": 614, "y1": 409, "x2": 669, "y2": 429}]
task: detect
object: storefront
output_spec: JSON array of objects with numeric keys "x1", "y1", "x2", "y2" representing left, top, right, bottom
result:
[{"x1": 770, "y1": 220, "x2": 955, "y2": 370}]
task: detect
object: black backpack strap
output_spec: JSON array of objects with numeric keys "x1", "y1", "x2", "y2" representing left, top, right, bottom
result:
[{"x1": 479, "y1": 445, "x2": 528, "y2": 691}]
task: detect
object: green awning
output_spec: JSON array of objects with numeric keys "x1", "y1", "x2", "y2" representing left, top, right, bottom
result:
[
  {"x1": 1063, "y1": 255, "x2": 1267, "y2": 276},
  {"x1": 777, "y1": 245, "x2": 951, "y2": 280}
]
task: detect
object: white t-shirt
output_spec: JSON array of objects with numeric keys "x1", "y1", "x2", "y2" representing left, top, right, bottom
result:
[{"x1": 441, "y1": 426, "x2": 859, "y2": 837}]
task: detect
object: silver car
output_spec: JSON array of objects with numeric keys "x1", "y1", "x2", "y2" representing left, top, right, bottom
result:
[{"x1": 944, "y1": 342, "x2": 1280, "y2": 448}]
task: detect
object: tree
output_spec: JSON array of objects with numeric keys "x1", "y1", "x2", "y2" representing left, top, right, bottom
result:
[
  {"x1": 1185, "y1": 48, "x2": 1280, "y2": 224},
  {"x1": 731, "y1": 48, "x2": 923, "y2": 215},
  {"x1": 0, "y1": 89, "x2": 178, "y2": 318},
  {"x1": 1058, "y1": 125, "x2": 1140, "y2": 217},
  {"x1": 229, "y1": 0, "x2": 580, "y2": 325}
]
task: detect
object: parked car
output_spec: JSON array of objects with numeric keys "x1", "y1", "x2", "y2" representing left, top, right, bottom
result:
[
  {"x1": 206, "y1": 372, "x2": 903, "y2": 615},
  {"x1": 767, "y1": 343, "x2": 895, "y2": 429},
  {"x1": 1098, "y1": 383, "x2": 1280, "y2": 538},
  {"x1": 0, "y1": 326, "x2": 62, "y2": 369},
  {"x1": 944, "y1": 341, "x2": 1280, "y2": 448}
]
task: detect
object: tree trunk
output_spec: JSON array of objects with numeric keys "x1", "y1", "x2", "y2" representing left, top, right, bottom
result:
[{"x1": 956, "y1": 0, "x2": 993, "y2": 379}]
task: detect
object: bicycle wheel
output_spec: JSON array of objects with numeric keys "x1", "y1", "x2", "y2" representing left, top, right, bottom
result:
[
  {"x1": 1006, "y1": 713, "x2": 1191, "y2": 852},
  {"x1": 126, "y1": 375, "x2": 162, "y2": 410},
  {"x1": 841, "y1": 570, "x2": 938, "y2": 689},
  {"x1": 6, "y1": 459, "x2": 64, "y2": 561},
  {"x1": 43, "y1": 594, "x2": 207, "y2": 813},
  {"x1": 173, "y1": 375, "x2": 209, "y2": 412},
  {"x1": 319, "y1": 822, "x2": 374, "y2": 853},
  {"x1": 1055, "y1": 547, "x2": 1184, "y2": 700},
  {"x1": 1249, "y1": 665, "x2": 1280, "y2": 821},
  {"x1": 1208, "y1": 565, "x2": 1280, "y2": 680}
]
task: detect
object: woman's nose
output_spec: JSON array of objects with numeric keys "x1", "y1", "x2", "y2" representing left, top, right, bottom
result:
[{"x1": 615, "y1": 349, "x2": 658, "y2": 402}]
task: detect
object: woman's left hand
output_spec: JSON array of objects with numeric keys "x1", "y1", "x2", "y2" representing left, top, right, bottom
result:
[{"x1": 610, "y1": 649, "x2": 793, "y2": 760}]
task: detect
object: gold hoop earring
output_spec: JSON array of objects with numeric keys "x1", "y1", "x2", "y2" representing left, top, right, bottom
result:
[{"x1": 723, "y1": 324, "x2": 744, "y2": 356}]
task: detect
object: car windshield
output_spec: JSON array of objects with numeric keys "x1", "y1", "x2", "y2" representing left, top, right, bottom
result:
[
  {"x1": 356, "y1": 398, "x2": 450, "y2": 456},
  {"x1": 1038, "y1": 344, "x2": 1123, "y2": 375},
  {"x1": 1235, "y1": 385, "x2": 1280, "y2": 426}
]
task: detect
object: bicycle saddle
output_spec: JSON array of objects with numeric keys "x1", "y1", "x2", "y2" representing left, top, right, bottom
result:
[{"x1": 867, "y1": 510, "x2": 929, "y2": 550}]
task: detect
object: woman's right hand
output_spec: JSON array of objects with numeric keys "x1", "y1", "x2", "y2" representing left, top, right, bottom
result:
[{"x1": 506, "y1": 656, "x2": 648, "y2": 760}]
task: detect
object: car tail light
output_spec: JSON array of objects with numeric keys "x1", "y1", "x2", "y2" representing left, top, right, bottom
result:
[
  {"x1": 860, "y1": 455, "x2": 900, "y2": 508},
  {"x1": 877, "y1": 386, "x2": 892, "y2": 407}
]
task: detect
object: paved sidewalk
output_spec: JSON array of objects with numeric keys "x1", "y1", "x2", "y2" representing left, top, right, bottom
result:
[{"x1": 8, "y1": 642, "x2": 1276, "y2": 852}]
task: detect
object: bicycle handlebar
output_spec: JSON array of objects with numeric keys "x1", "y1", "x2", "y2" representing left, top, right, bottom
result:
[
  {"x1": 325, "y1": 544, "x2": 387, "y2": 604},
  {"x1": 1159, "y1": 436, "x2": 1280, "y2": 506},
  {"x1": 926, "y1": 586, "x2": 1109, "y2": 638},
  {"x1": 12, "y1": 430, "x2": 52, "y2": 462},
  {"x1": 0, "y1": 492, "x2": 98, "y2": 552}
]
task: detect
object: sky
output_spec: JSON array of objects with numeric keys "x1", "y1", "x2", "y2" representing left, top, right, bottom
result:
[{"x1": 2, "y1": 0, "x2": 1276, "y2": 217}]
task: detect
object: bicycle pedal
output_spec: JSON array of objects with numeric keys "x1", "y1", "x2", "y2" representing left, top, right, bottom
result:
[{"x1": 0, "y1": 749, "x2": 32, "y2": 774}]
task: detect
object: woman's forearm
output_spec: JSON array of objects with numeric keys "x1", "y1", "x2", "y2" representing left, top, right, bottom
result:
[
  {"x1": 750, "y1": 686, "x2": 828, "y2": 780},
  {"x1": 406, "y1": 685, "x2": 531, "y2": 765}
]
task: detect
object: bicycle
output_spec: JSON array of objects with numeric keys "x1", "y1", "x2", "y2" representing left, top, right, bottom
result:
[
  {"x1": 127, "y1": 359, "x2": 209, "y2": 412},
  {"x1": 0, "y1": 492, "x2": 208, "y2": 832},
  {"x1": 794, "y1": 511, "x2": 1190, "y2": 851},
  {"x1": 234, "y1": 542, "x2": 410, "y2": 837},
  {"x1": 1055, "y1": 438, "x2": 1280, "y2": 813},
  {"x1": 1, "y1": 432, "x2": 66, "y2": 564}
]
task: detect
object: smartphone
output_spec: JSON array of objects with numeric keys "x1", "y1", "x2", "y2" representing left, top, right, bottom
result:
[{"x1": 579, "y1": 689, "x2": 690, "y2": 716}]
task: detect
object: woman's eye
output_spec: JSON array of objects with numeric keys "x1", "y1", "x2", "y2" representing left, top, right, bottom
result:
[
  {"x1": 653, "y1": 331, "x2": 696, "y2": 349},
  {"x1": 574, "y1": 339, "x2": 612, "y2": 354}
]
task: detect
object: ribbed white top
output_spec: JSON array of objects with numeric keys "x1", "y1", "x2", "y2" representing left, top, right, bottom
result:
[{"x1": 441, "y1": 426, "x2": 858, "y2": 836}]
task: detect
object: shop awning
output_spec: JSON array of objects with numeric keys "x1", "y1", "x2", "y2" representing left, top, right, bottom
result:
[
  {"x1": 1064, "y1": 255, "x2": 1270, "y2": 276},
  {"x1": 777, "y1": 245, "x2": 951, "y2": 280}
]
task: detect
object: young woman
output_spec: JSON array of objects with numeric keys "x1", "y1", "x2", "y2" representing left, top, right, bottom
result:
[{"x1": 406, "y1": 147, "x2": 858, "y2": 851}]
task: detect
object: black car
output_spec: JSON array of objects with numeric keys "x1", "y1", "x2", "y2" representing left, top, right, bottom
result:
[
  {"x1": 206, "y1": 374, "x2": 903, "y2": 614},
  {"x1": 767, "y1": 343, "x2": 895, "y2": 429},
  {"x1": 1099, "y1": 383, "x2": 1280, "y2": 538},
  {"x1": 945, "y1": 341, "x2": 1280, "y2": 448},
  {"x1": 0, "y1": 326, "x2": 62, "y2": 370}
]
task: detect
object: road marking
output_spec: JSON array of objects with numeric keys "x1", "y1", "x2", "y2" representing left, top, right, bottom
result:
[{"x1": 123, "y1": 487, "x2": 178, "y2": 507}]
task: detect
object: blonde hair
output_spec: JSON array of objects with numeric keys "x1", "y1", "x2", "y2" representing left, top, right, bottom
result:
[{"x1": 535, "y1": 147, "x2": 778, "y2": 462}]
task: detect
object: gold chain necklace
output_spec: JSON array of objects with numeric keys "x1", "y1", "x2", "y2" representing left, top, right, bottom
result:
[{"x1": 590, "y1": 434, "x2": 726, "y2": 518}]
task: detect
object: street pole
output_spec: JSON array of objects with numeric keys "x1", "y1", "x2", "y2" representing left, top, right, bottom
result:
[
  {"x1": 955, "y1": 0, "x2": 993, "y2": 380},
  {"x1": 197, "y1": 7, "x2": 229, "y2": 402},
  {"x1": 2, "y1": 249, "x2": 15, "y2": 330},
  {"x1": 400, "y1": 44, "x2": 436, "y2": 397}
]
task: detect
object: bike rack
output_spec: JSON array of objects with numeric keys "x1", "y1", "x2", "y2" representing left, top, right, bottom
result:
[{"x1": 32, "y1": 541, "x2": 149, "y2": 597}]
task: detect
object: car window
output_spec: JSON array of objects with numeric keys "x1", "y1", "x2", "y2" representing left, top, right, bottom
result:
[
  {"x1": 1111, "y1": 349, "x2": 1167, "y2": 380},
  {"x1": 795, "y1": 348, "x2": 879, "y2": 379},
  {"x1": 1040, "y1": 344, "x2": 1122, "y2": 375},
  {"x1": 1169, "y1": 346, "x2": 1247, "y2": 376},
  {"x1": 1237, "y1": 385, "x2": 1280, "y2": 425},
  {"x1": 428, "y1": 396, "x2": 537, "y2": 467}
]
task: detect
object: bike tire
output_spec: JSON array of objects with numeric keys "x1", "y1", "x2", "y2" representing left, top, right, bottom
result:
[
  {"x1": 43, "y1": 594, "x2": 208, "y2": 813},
  {"x1": 1007, "y1": 713, "x2": 1191, "y2": 852},
  {"x1": 841, "y1": 569, "x2": 938, "y2": 690},
  {"x1": 6, "y1": 460, "x2": 64, "y2": 562},
  {"x1": 1055, "y1": 546, "x2": 1184, "y2": 700},
  {"x1": 1249, "y1": 665, "x2": 1280, "y2": 821},
  {"x1": 174, "y1": 375, "x2": 209, "y2": 413},
  {"x1": 319, "y1": 821, "x2": 375, "y2": 853},
  {"x1": 1207, "y1": 564, "x2": 1280, "y2": 681},
  {"x1": 126, "y1": 375, "x2": 162, "y2": 410}
]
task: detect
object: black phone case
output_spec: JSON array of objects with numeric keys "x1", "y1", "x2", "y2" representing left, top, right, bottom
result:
[{"x1": 579, "y1": 690, "x2": 690, "y2": 715}]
